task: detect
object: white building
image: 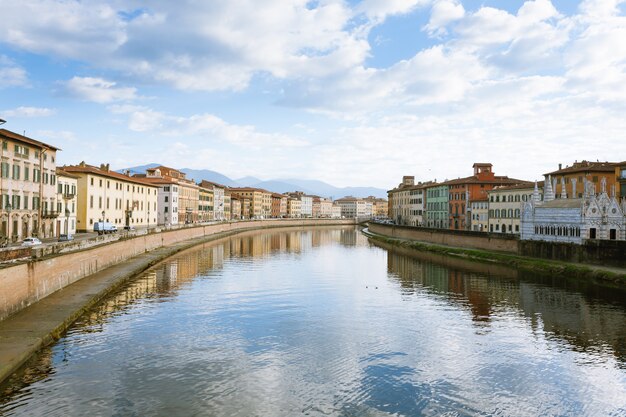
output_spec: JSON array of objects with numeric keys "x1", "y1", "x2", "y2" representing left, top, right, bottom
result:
[
  {"x1": 200, "y1": 180, "x2": 225, "y2": 221},
  {"x1": 56, "y1": 168, "x2": 77, "y2": 236},
  {"x1": 334, "y1": 196, "x2": 367, "y2": 218},
  {"x1": 521, "y1": 177, "x2": 626, "y2": 243},
  {"x1": 331, "y1": 204, "x2": 342, "y2": 218},
  {"x1": 300, "y1": 195, "x2": 313, "y2": 217}
]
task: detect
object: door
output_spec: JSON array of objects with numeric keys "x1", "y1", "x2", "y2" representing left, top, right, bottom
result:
[
  {"x1": 589, "y1": 228, "x2": 596, "y2": 239},
  {"x1": 610, "y1": 229, "x2": 616, "y2": 240}
]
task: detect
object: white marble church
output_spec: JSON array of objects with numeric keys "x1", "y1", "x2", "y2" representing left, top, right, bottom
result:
[{"x1": 520, "y1": 176, "x2": 626, "y2": 244}]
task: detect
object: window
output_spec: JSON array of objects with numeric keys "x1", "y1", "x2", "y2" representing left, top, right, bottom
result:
[
  {"x1": 24, "y1": 167, "x2": 29, "y2": 181},
  {"x1": 12, "y1": 164, "x2": 19, "y2": 180},
  {"x1": 91, "y1": 177, "x2": 94, "y2": 186},
  {"x1": 165, "y1": 196, "x2": 169, "y2": 202},
  {"x1": 1, "y1": 162, "x2": 9, "y2": 178},
  {"x1": 1, "y1": 142, "x2": 6, "y2": 150},
  {"x1": 90, "y1": 195, "x2": 93, "y2": 208}
]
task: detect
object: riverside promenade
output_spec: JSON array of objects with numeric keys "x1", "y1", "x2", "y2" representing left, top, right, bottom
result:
[{"x1": 0, "y1": 219, "x2": 356, "y2": 385}]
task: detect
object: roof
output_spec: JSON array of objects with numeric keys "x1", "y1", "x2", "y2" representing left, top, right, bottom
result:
[
  {"x1": 230, "y1": 187, "x2": 270, "y2": 193},
  {"x1": 0, "y1": 129, "x2": 61, "y2": 151},
  {"x1": 538, "y1": 199, "x2": 583, "y2": 209},
  {"x1": 56, "y1": 168, "x2": 80, "y2": 179},
  {"x1": 388, "y1": 181, "x2": 436, "y2": 193},
  {"x1": 545, "y1": 161, "x2": 616, "y2": 176},
  {"x1": 199, "y1": 179, "x2": 227, "y2": 189},
  {"x1": 487, "y1": 181, "x2": 538, "y2": 192},
  {"x1": 63, "y1": 164, "x2": 159, "y2": 187},
  {"x1": 443, "y1": 175, "x2": 527, "y2": 186}
]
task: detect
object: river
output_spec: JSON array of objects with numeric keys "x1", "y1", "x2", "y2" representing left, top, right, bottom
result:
[{"x1": 1, "y1": 227, "x2": 625, "y2": 416}]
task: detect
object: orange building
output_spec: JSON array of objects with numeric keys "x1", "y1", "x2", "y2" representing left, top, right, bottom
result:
[
  {"x1": 445, "y1": 163, "x2": 527, "y2": 230},
  {"x1": 544, "y1": 161, "x2": 618, "y2": 199},
  {"x1": 616, "y1": 161, "x2": 626, "y2": 199}
]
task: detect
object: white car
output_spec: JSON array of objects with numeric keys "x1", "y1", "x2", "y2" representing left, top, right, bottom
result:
[{"x1": 21, "y1": 237, "x2": 43, "y2": 247}]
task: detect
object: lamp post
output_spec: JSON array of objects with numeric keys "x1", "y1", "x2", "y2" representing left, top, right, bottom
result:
[
  {"x1": 65, "y1": 208, "x2": 70, "y2": 235},
  {"x1": 102, "y1": 210, "x2": 105, "y2": 223},
  {"x1": 6, "y1": 203, "x2": 11, "y2": 243}
]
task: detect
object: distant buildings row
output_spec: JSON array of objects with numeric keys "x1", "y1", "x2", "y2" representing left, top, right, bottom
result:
[
  {"x1": 388, "y1": 161, "x2": 626, "y2": 243},
  {"x1": 0, "y1": 129, "x2": 388, "y2": 240}
]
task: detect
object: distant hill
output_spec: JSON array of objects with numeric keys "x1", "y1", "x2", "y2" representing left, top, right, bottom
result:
[
  {"x1": 180, "y1": 168, "x2": 239, "y2": 187},
  {"x1": 118, "y1": 165, "x2": 387, "y2": 199}
]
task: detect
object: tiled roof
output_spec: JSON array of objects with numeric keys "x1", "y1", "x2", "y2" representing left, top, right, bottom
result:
[
  {"x1": 63, "y1": 164, "x2": 159, "y2": 187},
  {"x1": 538, "y1": 199, "x2": 583, "y2": 209},
  {"x1": 442, "y1": 176, "x2": 527, "y2": 186},
  {"x1": 544, "y1": 161, "x2": 616, "y2": 176},
  {"x1": 0, "y1": 128, "x2": 61, "y2": 151}
]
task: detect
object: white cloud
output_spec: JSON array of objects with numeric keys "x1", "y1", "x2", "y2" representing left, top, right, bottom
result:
[
  {"x1": 424, "y1": 0, "x2": 465, "y2": 37},
  {"x1": 2, "y1": 106, "x2": 55, "y2": 118},
  {"x1": 357, "y1": 0, "x2": 429, "y2": 22},
  {"x1": 0, "y1": 55, "x2": 27, "y2": 87},
  {"x1": 60, "y1": 77, "x2": 138, "y2": 103}
]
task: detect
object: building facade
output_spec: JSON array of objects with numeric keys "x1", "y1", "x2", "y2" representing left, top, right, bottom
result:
[
  {"x1": 424, "y1": 183, "x2": 449, "y2": 229},
  {"x1": 334, "y1": 196, "x2": 367, "y2": 218},
  {"x1": 487, "y1": 182, "x2": 536, "y2": 234},
  {"x1": 469, "y1": 199, "x2": 489, "y2": 232},
  {"x1": 199, "y1": 180, "x2": 226, "y2": 221},
  {"x1": 56, "y1": 169, "x2": 78, "y2": 236},
  {"x1": 64, "y1": 162, "x2": 158, "y2": 232},
  {"x1": 544, "y1": 160, "x2": 617, "y2": 199},
  {"x1": 146, "y1": 166, "x2": 198, "y2": 224},
  {"x1": 287, "y1": 197, "x2": 301, "y2": 218},
  {"x1": 198, "y1": 186, "x2": 214, "y2": 222},
  {"x1": 0, "y1": 129, "x2": 60, "y2": 240}
]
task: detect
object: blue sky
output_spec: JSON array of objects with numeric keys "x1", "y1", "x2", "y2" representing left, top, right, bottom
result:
[{"x1": 1, "y1": 0, "x2": 625, "y2": 188}]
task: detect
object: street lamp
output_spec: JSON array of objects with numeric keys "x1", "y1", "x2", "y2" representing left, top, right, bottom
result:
[
  {"x1": 65, "y1": 208, "x2": 70, "y2": 235},
  {"x1": 6, "y1": 203, "x2": 11, "y2": 242}
]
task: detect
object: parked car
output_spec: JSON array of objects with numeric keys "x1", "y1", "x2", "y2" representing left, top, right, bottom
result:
[
  {"x1": 21, "y1": 237, "x2": 42, "y2": 247},
  {"x1": 58, "y1": 234, "x2": 74, "y2": 242},
  {"x1": 94, "y1": 222, "x2": 118, "y2": 235},
  {"x1": 123, "y1": 225, "x2": 135, "y2": 231}
]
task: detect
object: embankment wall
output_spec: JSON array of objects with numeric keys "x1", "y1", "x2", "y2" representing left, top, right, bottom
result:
[{"x1": 0, "y1": 219, "x2": 355, "y2": 321}]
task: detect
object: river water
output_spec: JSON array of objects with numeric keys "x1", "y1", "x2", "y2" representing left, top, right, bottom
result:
[{"x1": 1, "y1": 227, "x2": 625, "y2": 416}]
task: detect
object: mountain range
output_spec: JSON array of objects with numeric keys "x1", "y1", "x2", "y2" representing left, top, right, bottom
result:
[{"x1": 119, "y1": 164, "x2": 387, "y2": 199}]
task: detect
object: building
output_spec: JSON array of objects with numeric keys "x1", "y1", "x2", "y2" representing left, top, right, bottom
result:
[
  {"x1": 230, "y1": 193, "x2": 242, "y2": 220},
  {"x1": 445, "y1": 163, "x2": 528, "y2": 231},
  {"x1": 521, "y1": 177, "x2": 626, "y2": 243},
  {"x1": 0, "y1": 129, "x2": 60, "y2": 240},
  {"x1": 334, "y1": 196, "x2": 368, "y2": 218},
  {"x1": 487, "y1": 182, "x2": 537, "y2": 234},
  {"x1": 469, "y1": 199, "x2": 489, "y2": 232},
  {"x1": 331, "y1": 204, "x2": 342, "y2": 218},
  {"x1": 64, "y1": 162, "x2": 158, "y2": 232},
  {"x1": 199, "y1": 180, "x2": 226, "y2": 221},
  {"x1": 615, "y1": 161, "x2": 626, "y2": 199},
  {"x1": 230, "y1": 187, "x2": 265, "y2": 219},
  {"x1": 140, "y1": 168, "x2": 179, "y2": 226},
  {"x1": 387, "y1": 177, "x2": 427, "y2": 226},
  {"x1": 224, "y1": 191, "x2": 231, "y2": 220},
  {"x1": 287, "y1": 197, "x2": 301, "y2": 218},
  {"x1": 145, "y1": 166, "x2": 198, "y2": 224},
  {"x1": 424, "y1": 183, "x2": 449, "y2": 229},
  {"x1": 270, "y1": 193, "x2": 287, "y2": 218},
  {"x1": 286, "y1": 192, "x2": 313, "y2": 218},
  {"x1": 364, "y1": 196, "x2": 388, "y2": 218},
  {"x1": 198, "y1": 186, "x2": 214, "y2": 222},
  {"x1": 56, "y1": 168, "x2": 78, "y2": 236},
  {"x1": 544, "y1": 160, "x2": 618, "y2": 199}
]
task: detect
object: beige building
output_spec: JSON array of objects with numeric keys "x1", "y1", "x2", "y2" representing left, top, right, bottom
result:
[
  {"x1": 334, "y1": 196, "x2": 368, "y2": 218},
  {"x1": 488, "y1": 182, "x2": 538, "y2": 234},
  {"x1": 198, "y1": 186, "x2": 214, "y2": 222},
  {"x1": 364, "y1": 196, "x2": 388, "y2": 218},
  {"x1": 230, "y1": 187, "x2": 268, "y2": 219},
  {"x1": 224, "y1": 192, "x2": 231, "y2": 220},
  {"x1": 230, "y1": 193, "x2": 242, "y2": 220},
  {"x1": 469, "y1": 199, "x2": 489, "y2": 232},
  {"x1": 0, "y1": 129, "x2": 60, "y2": 240},
  {"x1": 64, "y1": 162, "x2": 158, "y2": 232},
  {"x1": 56, "y1": 168, "x2": 78, "y2": 236},
  {"x1": 149, "y1": 166, "x2": 198, "y2": 224},
  {"x1": 287, "y1": 197, "x2": 302, "y2": 218},
  {"x1": 331, "y1": 204, "x2": 342, "y2": 218}
]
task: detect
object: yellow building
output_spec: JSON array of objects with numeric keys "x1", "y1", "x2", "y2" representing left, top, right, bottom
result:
[
  {"x1": 224, "y1": 192, "x2": 231, "y2": 220},
  {"x1": 64, "y1": 162, "x2": 158, "y2": 232},
  {"x1": 230, "y1": 193, "x2": 242, "y2": 220},
  {"x1": 0, "y1": 129, "x2": 60, "y2": 240},
  {"x1": 198, "y1": 186, "x2": 214, "y2": 222},
  {"x1": 230, "y1": 187, "x2": 266, "y2": 219},
  {"x1": 616, "y1": 161, "x2": 626, "y2": 199},
  {"x1": 287, "y1": 197, "x2": 301, "y2": 218}
]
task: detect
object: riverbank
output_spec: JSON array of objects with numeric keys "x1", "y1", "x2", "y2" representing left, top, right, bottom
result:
[
  {"x1": 362, "y1": 227, "x2": 626, "y2": 285},
  {"x1": 0, "y1": 222, "x2": 355, "y2": 386}
]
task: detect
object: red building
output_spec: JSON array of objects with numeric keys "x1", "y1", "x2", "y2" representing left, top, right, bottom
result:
[{"x1": 445, "y1": 163, "x2": 527, "y2": 230}]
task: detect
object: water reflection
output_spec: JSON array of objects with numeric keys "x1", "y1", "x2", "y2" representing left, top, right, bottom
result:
[
  {"x1": 1, "y1": 227, "x2": 625, "y2": 417},
  {"x1": 378, "y1": 240, "x2": 626, "y2": 365}
]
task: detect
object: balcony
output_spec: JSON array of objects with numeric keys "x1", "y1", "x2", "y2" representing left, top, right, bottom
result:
[
  {"x1": 62, "y1": 192, "x2": 75, "y2": 200},
  {"x1": 41, "y1": 210, "x2": 59, "y2": 218}
]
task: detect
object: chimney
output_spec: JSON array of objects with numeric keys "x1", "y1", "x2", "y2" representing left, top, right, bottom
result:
[{"x1": 558, "y1": 163, "x2": 562, "y2": 170}]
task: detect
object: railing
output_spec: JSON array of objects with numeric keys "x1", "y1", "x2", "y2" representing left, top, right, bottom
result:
[
  {"x1": 41, "y1": 210, "x2": 59, "y2": 218},
  {"x1": 62, "y1": 192, "x2": 75, "y2": 199}
]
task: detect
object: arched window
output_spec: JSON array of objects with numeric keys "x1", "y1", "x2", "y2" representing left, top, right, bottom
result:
[
  {"x1": 495, "y1": 209, "x2": 500, "y2": 218},
  {"x1": 515, "y1": 195, "x2": 520, "y2": 202},
  {"x1": 515, "y1": 209, "x2": 520, "y2": 217},
  {"x1": 508, "y1": 209, "x2": 513, "y2": 218}
]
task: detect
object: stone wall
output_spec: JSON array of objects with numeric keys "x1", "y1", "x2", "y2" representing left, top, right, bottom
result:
[
  {"x1": 368, "y1": 223, "x2": 519, "y2": 253},
  {"x1": 519, "y1": 239, "x2": 626, "y2": 268},
  {"x1": 0, "y1": 219, "x2": 356, "y2": 321}
]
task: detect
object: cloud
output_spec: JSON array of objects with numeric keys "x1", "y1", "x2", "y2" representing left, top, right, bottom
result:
[
  {"x1": 424, "y1": 0, "x2": 465, "y2": 37},
  {"x1": 2, "y1": 106, "x2": 55, "y2": 118},
  {"x1": 109, "y1": 105, "x2": 309, "y2": 149},
  {"x1": 0, "y1": 55, "x2": 28, "y2": 87},
  {"x1": 60, "y1": 77, "x2": 138, "y2": 103}
]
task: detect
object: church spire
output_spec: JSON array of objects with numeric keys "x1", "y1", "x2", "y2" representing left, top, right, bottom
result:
[
  {"x1": 560, "y1": 177, "x2": 567, "y2": 199},
  {"x1": 544, "y1": 175, "x2": 555, "y2": 202},
  {"x1": 533, "y1": 181, "x2": 541, "y2": 203}
]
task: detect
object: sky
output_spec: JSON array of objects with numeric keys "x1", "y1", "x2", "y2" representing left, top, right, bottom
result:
[{"x1": 1, "y1": 0, "x2": 625, "y2": 189}]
